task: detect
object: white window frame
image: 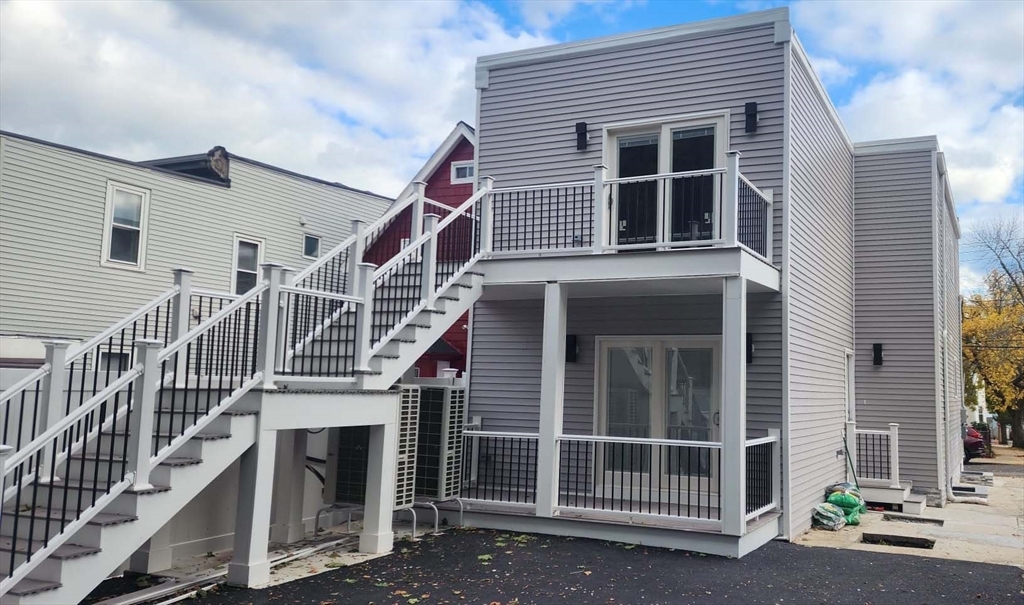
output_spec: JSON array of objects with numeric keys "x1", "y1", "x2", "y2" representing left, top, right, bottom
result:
[
  {"x1": 302, "y1": 233, "x2": 321, "y2": 259},
  {"x1": 450, "y1": 160, "x2": 475, "y2": 185},
  {"x1": 100, "y1": 181, "x2": 151, "y2": 271},
  {"x1": 232, "y1": 234, "x2": 265, "y2": 294}
]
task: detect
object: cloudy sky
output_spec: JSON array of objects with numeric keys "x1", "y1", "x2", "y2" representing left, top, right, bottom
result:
[{"x1": 1, "y1": 0, "x2": 1021, "y2": 289}]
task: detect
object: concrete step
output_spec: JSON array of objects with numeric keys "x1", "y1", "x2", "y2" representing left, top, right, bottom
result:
[{"x1": 901, "y1": 493, "x2": 927, "y2": 515}]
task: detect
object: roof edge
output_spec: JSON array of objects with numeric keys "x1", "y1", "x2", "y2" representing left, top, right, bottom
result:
[
  {"x1": 853, "y1": 135, "x2": 940, "y2": 155},
  {"x1": 476, "y1": 7, "x2": 789, "y2": 77},
  {"x1": 392, "y1": 122, "x2": 476, "y2": 207}
]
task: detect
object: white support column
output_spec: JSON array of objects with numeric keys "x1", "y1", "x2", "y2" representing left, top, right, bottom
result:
[
  {"x1": 421, "y1": 214, "x2": 440, "y2": 309},
  {"x1": 846, "y1": 420, "x2": 858, "y2": 483},
  {"x1": 275, "y1": 267, "x2": 295, "y2": 374},
  {"x1": 270, "y1": 429, "x2": 309, "y2": 544},
  {"x1": 170, "y1": 268, "x2": 193, "y2": 385},
  {"x1": 479, "y1": 176, "x2": 494, "y2": 254},
  {"x1": 536, "y1": 282, "x2": 567, "y2": 518},
  {"x1": 227, "y1": 427, "x2": 278, "y2": 587},
  {"x1": 348, "y1": 219, "x2": 366, "y2": 295},
  {"x1": 720, "y1": 276, "x2": 746, "y2": 536},
  {"x1": 592, "y1": 165, "x2": 607, "y2": 254},
  {"x1": 129, "y1": 523, "x2": 173, "y2": 573},
  {"x1": 769, "y1": 428, "x2": 781, "y2": 510},
  {"x1": 888, "y1": 423, "x2": 901, "y2": 489},
  {"x1": 256, "y1": 263, "x2": 284, "y2": 388},
  {"x1": 36, "y1": 340, "x2": 71, "y2": 484},
  {"x1": 359, "y1": 422, "x2": 397, "y2": 554},
  {"x1": 410, "y1": 181, "x2": 427, "y2": 242},
  {"x1": 128, "y1": 339, "x2": 163, "y2": 492},
  {"x1": 352, "y1": 263, "x2": 377, "y2": 374},
  {"x1": 722, "y1": 151, "x2": 741, "y2": 247}
]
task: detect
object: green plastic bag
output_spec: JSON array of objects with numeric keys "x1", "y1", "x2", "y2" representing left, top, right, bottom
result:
[
  {"x1": 844, "y1": 509, "x2": 861, "y2": 526},
  {"x1": 827, "y1": 491, "x2": 862, "y2": 512},
  {"x1": 812, "y1": 502, "x2": 847, "y2": 530}
]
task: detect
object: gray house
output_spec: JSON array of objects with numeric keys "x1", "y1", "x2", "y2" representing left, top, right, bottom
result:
[{"x1": 0, "y1": 7, "x2": 963, "y2": 603}]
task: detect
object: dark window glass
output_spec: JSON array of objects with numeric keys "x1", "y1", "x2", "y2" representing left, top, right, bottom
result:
[{"x1": 109, "y1": 226, "x2": 140, "y2": 263}]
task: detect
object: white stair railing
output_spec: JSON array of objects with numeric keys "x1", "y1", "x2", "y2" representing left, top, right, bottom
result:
[{"x1": 848, "y1": 421, "x2": 901, "y2": 489}]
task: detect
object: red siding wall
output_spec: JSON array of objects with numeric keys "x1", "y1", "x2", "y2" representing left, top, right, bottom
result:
[{"x1": 424, "y1": 138, "x2": 475, "y2": 209}]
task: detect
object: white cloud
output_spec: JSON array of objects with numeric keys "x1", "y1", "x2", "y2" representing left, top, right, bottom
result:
[
  {"x1": 0, "y1": 1, "x2": 553, "y2": 197},
  {"x1": 806, "y1": 55, "x2": 855, "y2": 86},
  {"x1": 960, "y1": 264, "x2": 987, "y2": 296},
  {"x1": 792, "y1": 0, "x2": 1024, "y2": 207},
  {"x1": 515, "y1": 0, "x2": 641, "y2": 30}
]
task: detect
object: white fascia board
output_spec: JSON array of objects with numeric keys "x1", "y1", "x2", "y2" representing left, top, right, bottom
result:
[
  {"x1": 391, "y1": 122, "x2": 477, "y2": 208},
  {"x1": 853, "y1": 136, "x2": 940, "y2": 155},
  {"x1": 789, "y1": 33, "x2": 854, "y2": 152},
  {"x1": 475, "y1": 7, "x2": 790, "y2": 86}
]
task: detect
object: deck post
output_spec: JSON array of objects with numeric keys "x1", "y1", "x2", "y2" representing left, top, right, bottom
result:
[
  {"x1": 421, "y1": 214, "x2": 440, "y2": 309},
  {"x1": 36, "y1": 340, "x2": 71, "y2": 484},
  {"x1": 360, "y1": 422, "x2": 397, "y2": 554},
  {"x1": 722, "y1": 151, "x2": 741, "y2": 247},
  {"x1": 536, "y1": 282, "x2": 567, "y2": 518},
  {"x1": 276, "y1": 267, "x2": 295, "y2": 374},
  {"x1": 256, "y1": 263, "x2": 284, "y2": 388},
  {"x1": 479, "y1": 176, "x2": 494, "y2": 254},
  {"x1": 270, "y1": 429, "x2": 308, "y2": 544},
  {"x1": 227, "y1": 426, "x2": 278, "y2": 587},
  {"x1": 592, "y1": 164, "x2": 607, "y2": 254},
  {"x1": 721, "y1": 276, "x2": 746, "y2": 536},
  {"x1": 170, "y1": 268, "x2": 194, "y2": 387},
  {"x1": 128, "y1": 339, "x2": 163, "y2": 492},
  {"x1": 762, "y1": 188, "x2": 774, "y2": 262},
  {"x1": 846, "y1": 420, "x2": 857, "y2": 483},
  {"x1": 410, "y1": 181, "x2": 427, "y2": 242},
  {"x1": 353, "y1": 263, "x2": 377, "y2": 375},
  {"x1": 348, "y1": 219, "x2": 367, "y2": 294},
  {"x1": 769, "y1": 428, "x2": 781, "y2": 510},
  {"x1": 888, "y1": 423, "x2": 900, "y2": 489}
]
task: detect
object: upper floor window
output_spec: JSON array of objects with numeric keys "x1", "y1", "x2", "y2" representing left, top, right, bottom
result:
[
  {"x1": 102, "y1": 182, "x2": 150, "y2": 270},
  {"x1": 450, "y1": 161, "x2": 475, "y2": 185},
  {"x1": 303, "y1": 234, "x2": 321, "y2": 259},
  {"x1": 233, "y1": 235, "x2": 264, "y2": 294}
]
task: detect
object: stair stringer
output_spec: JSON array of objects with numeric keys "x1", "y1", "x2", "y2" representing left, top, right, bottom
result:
[
  {"x1": 8, "y1": 414, "x2": 258, "y2": 605},
  {"x1": 361, "y1": 273, "x2": 482, "y2": 390}
]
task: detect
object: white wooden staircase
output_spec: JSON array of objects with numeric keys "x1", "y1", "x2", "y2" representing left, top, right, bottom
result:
[{"x1": 0, "y1": 184, "x2": 492, "y2": 603}]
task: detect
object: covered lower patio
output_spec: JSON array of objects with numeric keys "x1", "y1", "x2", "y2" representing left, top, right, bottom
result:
[{"x1": 458, "y1": 259, "x2": 783, "y2": 555}]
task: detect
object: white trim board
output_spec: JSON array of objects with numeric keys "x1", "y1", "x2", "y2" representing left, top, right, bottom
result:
[
  {"x1": 476, "y1": 7, "x2": 790, "y2": 81},
  {"x1": 392, "y1": 122, "x2": 476, "y2": 207}
]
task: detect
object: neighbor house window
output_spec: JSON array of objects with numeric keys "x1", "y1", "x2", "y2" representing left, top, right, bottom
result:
[
  {"x1": 233, "y1": 235, "x2": 264, "y2": 294},
  {"x1": 303, "y1": 234, "x2": 321, "y2": 259},
  {"x1": 450, "y1": 161, "x2": 475, "y2": 184},
  {"x1": 102, "y1": 182, "x2": 150, "y2": 269}
]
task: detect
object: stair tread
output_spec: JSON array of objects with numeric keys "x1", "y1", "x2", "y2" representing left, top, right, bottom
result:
[
  {"x1": 4, "y1": 507, "x2": 137, "y2": 526},
  {"x1": 8, "y1": 577, "x2": 62, "y2": 597},
  {"x1": 0, "y1": 536, "x2": 101, "y2": 559},
  {"x1": 904, "y1": 493, "x2": 927, "y2": 503},
  {"x1": 154, "y1": 408, "x2": 257, "y2": 417},
  {"x1": 101, "y1": 430, "x2": 232, "y2": 440},
  {"x1": 69, "y1": 454, "x2": 202, "y2": 467},
  {"x1": 31, "y1": 478, "x2": 171, "y2": 495}
]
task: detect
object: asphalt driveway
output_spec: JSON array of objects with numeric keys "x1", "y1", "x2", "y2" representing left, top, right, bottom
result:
[{"x1": 191, "y1": 528, "x2": 1023, "y2": 605}]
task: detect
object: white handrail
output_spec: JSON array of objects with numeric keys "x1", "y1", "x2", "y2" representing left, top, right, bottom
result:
[
  {"x1": 605, "y1": 167, "x2": 726, "y2": 185},
  {"x1": 279, "y1": 285, "x2": 363, "y2": 305},
  {"x1": 372, "y1": 232, "x2": 431, "y2": 281},
  {"x1": 558, "y1": 434, "x2": 723, "y2": 449},
  {"x1": 66, "y1": 286, "x2": 180, "y2": 364},
  {"x1": 745, "y1": 435, "x2": 779, "y2": 447},
  {"x1": 463, "y1": 430, "x2": 540, "y2": 439},
  {"x1": 490, "y1": 179, "x2": 593, "y2": 193},
  {"x1": 4, "y1": 367, "x2": 141, "y2": 472},
  {"x1": 0, "y1": 364, "x2": 50, "y2": 405},
  {"x1": 191, "y1": 288, "x2": 239, "y2": 300},
  {"x1": 157, "y1": 282, "x2": 268, "y2": 364},
  {"x1": 367, "y1": 191, "x2": 418, "y2": 236},
  {"x1": 854, "y1": 429, "x2": 890, "y2": 436},
  {"x1": 436, "y1": 188, "x2": 488, "y2": 231},
  {"x1": 292, "y1": 233, "x2": 357, "y2": 284},
  {"x1": 738, "y1": 173, "x2": 771, "y2": 204}
]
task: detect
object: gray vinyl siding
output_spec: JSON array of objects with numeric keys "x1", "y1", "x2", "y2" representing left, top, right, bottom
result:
[
  {"x1": 785, "y1": 48, "x2": 855, "y2": 536},
  {"x1": 853, "y1": 149, "x2": 939, "y2": 493},
  {"x1": 468, "y1": 294, "x2": 782, "y2": 435},
  {"x1": 0, "y1": 134, "x2": 390, "y2": 340},
  {"x1": 478, "y1": 23, "x2": 786, "y2": 265},
  {"x1": 937, "y1": 174, "x2": 963, "y2": 490}
]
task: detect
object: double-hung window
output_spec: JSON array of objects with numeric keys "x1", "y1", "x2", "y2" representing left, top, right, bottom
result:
[
  {"x1": 233, "y1": 235, "x2": 264, "y2": 294},
  {"x1": 102, "y1": 182, "x2": 150, "y2": 269},
  {"x1": 450, "y1": 161, "x2": 475, "y2": 184}
]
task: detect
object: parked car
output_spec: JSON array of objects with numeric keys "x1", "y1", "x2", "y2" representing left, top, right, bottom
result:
[{"x1": 964, "y1": 426, "x2": 987, "y2": 462}]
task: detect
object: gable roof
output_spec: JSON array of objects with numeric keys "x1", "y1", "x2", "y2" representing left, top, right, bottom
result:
[{"x1": 392, "y1": 121, "x2": 476, "y2": 207}]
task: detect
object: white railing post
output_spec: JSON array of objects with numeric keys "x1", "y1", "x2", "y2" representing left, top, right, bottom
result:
[
  {"x1": 352, "y1": 263, "x2": 377, "y2": 374},
  {"x1": 36, "y1": 340, "x2": 71, "y2": 483},
  {"x1": 128, "y1": 339, "x2": 163, "y2": 491},
  {"x1": 348, "y1": 219, "x2": 366, "y2": 296},
  {"x1": 479, "y1": 176, "x2": 494, "y2": 254},
  {"x1": 276, "y1": 267, "x2": 295, "y2": 373},
  {"x1": 410, "y1": 181, "x2": 427, "y2": 242},
  {"x1": 170, "y1": 268, "x2": 194, "y2": 386},
  {"x1": 0, "y1": 444, "x2": 11, "y2": 497},
  {"x1": 592, "y1": 164, "x2": 607, "y2": 254},
  {"x1": 769, "y1": 428, "x2": 781, "y2": 509},
  {"x1": 421, "y1": 214, "x2": 440, "y2": 309},
  {"x1": 723, "y1": 151, "x2": 741, "y2": 247},
  {"x1": 256, "y1": 264, "x2": 284, "y2": 388},
  {"x1": 762, "y1": 188, "x2": 774, "y2": 262},
  {"x1": 888, "y1": 423, "x2": 900, "y2": 488},
  {"x1": 846, "y1": 420, "x2": 857, "y2": 482}
]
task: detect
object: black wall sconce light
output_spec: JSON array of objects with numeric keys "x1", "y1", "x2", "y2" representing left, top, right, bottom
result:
[
  {"x1": 744, "y1": 102, "x2": 758, "y2": 133},
  {"x1": 575, "y1": 122, "x2": 589, "y2": 150},
  {"x1": 566, "y1": 334, "x2": 579, "y2": 363},
  {"x1": 873, "y1": 343, "x2": 884, "y2": 366},
  {"x1": 746, "y1": 333, "x2": 755, "y2": 363}
]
